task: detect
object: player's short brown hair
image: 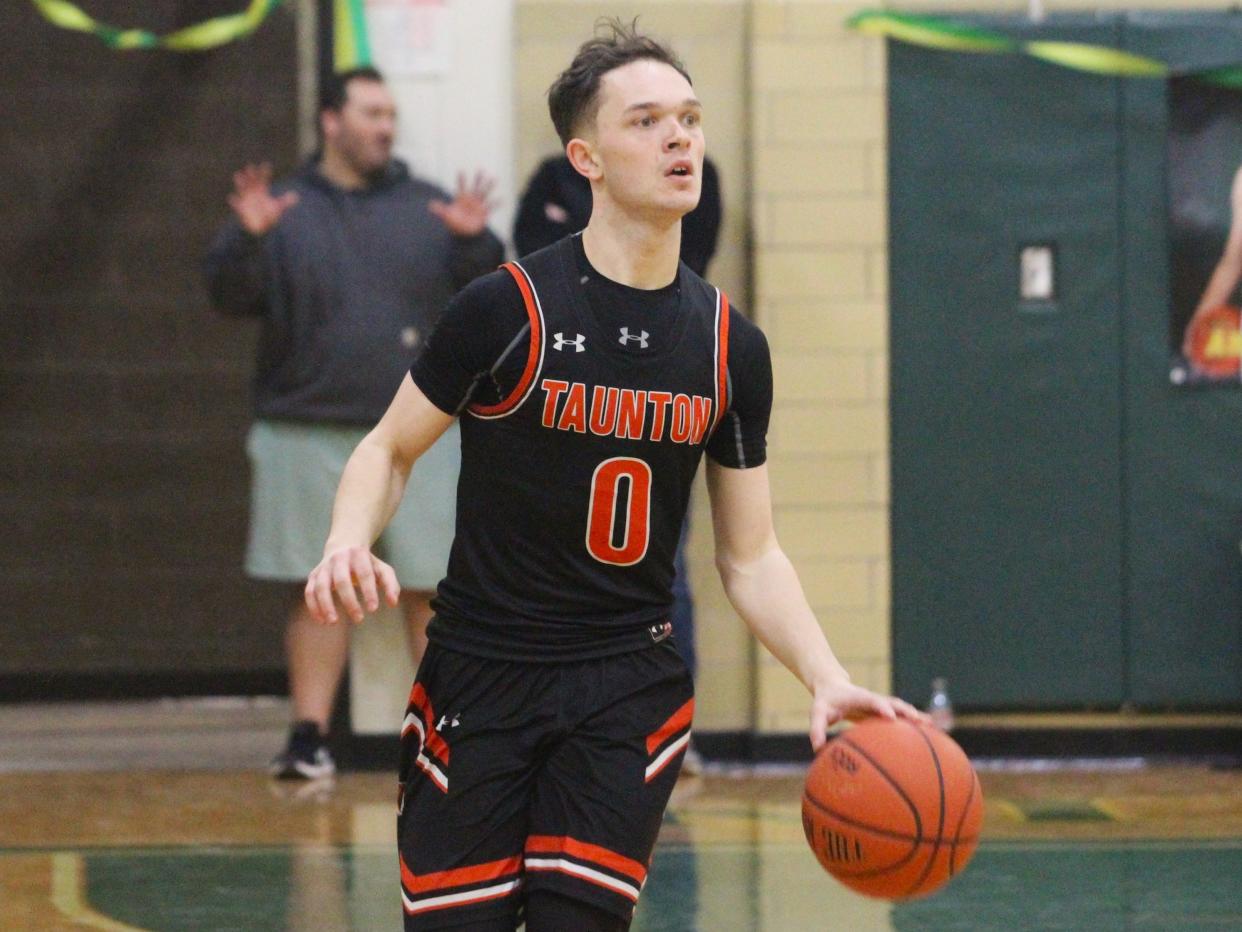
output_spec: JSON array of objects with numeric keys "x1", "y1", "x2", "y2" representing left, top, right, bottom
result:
[{"x1": 547, "y1": 18, "x2": 692, "y2": 146}]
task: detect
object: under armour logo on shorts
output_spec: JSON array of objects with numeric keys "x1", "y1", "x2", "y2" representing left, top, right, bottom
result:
[
  {"x1": 619, "y1": 327, "x2": 650, "y2": 348},
  {"x1": 648, "y1": 621, "x2": 673, "y2": 643},
  {"x1": 553, "y1": 332, "x2": 586, "y2": 352}
]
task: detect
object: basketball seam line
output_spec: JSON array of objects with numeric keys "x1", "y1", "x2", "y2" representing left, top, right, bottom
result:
[
  {"x1": 804, "y1": 791, "x2": 947, "y2": 879},
  {"x1": 838, "y1": 728, "x2": 926, "y2": 843},
  {"x1": 948, "y1": 770, "x2": 980, "y2": 876},
  {"x1": 901, "y1": 726, "x2": 947, "y2": 897},
  {"x1": 802, "y1": 792, "x2": 977, "y2": 846}
]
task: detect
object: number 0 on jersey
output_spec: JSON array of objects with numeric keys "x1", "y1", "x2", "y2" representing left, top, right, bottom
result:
[{"x1": 586, "y1": 457, "x2": 652, "y2": 566}]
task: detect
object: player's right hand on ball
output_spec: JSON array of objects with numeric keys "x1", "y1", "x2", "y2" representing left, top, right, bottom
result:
[{"x1": 305, "y1": 546, "x2": 401, "y2": 625}]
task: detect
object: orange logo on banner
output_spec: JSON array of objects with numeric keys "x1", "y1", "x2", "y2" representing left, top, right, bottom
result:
[{"x1": 1187, "y1": 305, "x2": 1242, "y2": 378}]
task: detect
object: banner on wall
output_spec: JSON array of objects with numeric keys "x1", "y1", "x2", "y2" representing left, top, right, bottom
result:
[
  {"x1": 366, "y1": 0, "x2": 451, "y2": 76},
  {"x1": 1168, "y1": 77, "x2": 1242, "y2": 386}
]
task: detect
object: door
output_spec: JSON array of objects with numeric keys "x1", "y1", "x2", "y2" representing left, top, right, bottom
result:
[{"x1": 889, "y1": 18, "x2": 1128, "y2": 708}]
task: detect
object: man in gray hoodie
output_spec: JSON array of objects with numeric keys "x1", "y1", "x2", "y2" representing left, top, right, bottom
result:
[{"x1": 205, "y1": 67, "x2": 504, "y2": 779}]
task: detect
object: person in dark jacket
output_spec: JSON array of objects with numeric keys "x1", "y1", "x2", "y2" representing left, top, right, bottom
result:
[{"x1": 204, "y1": 66, "x2": 504, "y2": 780}]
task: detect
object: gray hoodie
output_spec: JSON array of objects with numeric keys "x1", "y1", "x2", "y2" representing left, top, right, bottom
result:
[{"x1": 205, "y1": 158, "x2": 504, "y2": 425}]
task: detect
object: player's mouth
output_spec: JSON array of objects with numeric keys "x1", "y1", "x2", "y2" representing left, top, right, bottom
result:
[{"x1": 665, "y1": 160, "x2": 694, "y2": 178}]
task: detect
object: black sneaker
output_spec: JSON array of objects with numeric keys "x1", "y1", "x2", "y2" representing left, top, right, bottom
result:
[{"x1": 269, "y1": 721, "x2": 336, "y2": 780}]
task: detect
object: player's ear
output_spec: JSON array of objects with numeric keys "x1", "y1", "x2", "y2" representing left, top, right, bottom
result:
[{"x1": 566, "y1": 138, "x2": 601, "y2": 181}]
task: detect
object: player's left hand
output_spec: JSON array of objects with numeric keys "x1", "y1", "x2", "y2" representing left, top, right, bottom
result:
[
  {"x1": 809, "y1": 681, "x2": 929, "y2": 751},
  {"x1": 429, "y1": 170, "x2": 497, "y2": 236}
]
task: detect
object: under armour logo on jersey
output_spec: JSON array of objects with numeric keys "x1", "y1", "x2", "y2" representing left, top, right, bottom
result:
[
  {"x1": 436, "y1": 713, "x2": 461, "y2": 730},
  {"x1": 553, "y1": 332, "x2": 586, "y2": 352},
  {"x1": 619, "y1": 327, "x2": 650, "y2": 348}
]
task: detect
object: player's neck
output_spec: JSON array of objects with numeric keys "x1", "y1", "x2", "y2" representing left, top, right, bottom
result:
[
  {"x1": 318, "y1": 148, "x2": 368, "y2": 191},
  {"x1": 581, "y1": 213, "x2": 681, "y2": 290}
]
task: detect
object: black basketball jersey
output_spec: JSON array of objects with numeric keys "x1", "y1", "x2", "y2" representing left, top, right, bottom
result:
[{"x1": 426, "y1": 237, "x2": 731, "y2": 661}]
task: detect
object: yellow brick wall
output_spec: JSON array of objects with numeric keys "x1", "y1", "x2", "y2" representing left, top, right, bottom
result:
[{"x1": 751, "y1": 0, "x2": 890, "y2": 732}]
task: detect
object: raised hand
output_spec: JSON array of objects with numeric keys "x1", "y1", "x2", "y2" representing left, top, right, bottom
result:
[
  {"x1": 428, "y1": 170, "x2": 497, "y2": 237},
  {"x1": 304, "y1": 545, "x2": 401, "y2": 625},
  {"x1": 227, "y1": 162, "x2": 299, "y2": 236}
]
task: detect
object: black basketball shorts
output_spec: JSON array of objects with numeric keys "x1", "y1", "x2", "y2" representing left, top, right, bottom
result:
[{"x1": 395, "y1": 640, "x2": 695, "y2": 930}]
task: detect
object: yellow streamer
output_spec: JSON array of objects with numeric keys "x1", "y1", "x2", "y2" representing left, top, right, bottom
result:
[
  {"x1": 1025, "y1": 41, "x2": 1169, "y2": 78},
  {"x1": 853, "y1": 17, "x2": 1012, "y2": 55}
]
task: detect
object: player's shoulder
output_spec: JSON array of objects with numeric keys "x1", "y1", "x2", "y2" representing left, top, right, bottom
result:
[
  {"x1": 511, "y1": 234, "x2": 575, "y2": 272},
  {"x1": 725, "y1": 303, "x2": 765, "y2": 342},
  {"x1": 710, "y1": 288, "x2": 768, "y2": 359},
  {"x1": 728, "y1": 312, "x2": 769, "y2": 372},
  {"x1": 425, "y1": 266, "x2": 531, "y2": 374},
  {"x1": 682, "y1": 269, "x2": 767, "y2": 350},
  {"x1": 452, "y1": 264, "x2": 526, "y2": 315}
]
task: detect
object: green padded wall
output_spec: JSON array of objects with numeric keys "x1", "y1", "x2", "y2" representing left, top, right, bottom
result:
[{"x1": 890, "y1": 14, "x2": 1242, "y2": 710}]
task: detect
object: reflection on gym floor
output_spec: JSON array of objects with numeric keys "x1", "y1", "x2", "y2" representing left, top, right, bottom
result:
[{"x1": 2, "y1": 764, "x2": 1240, "y2": 930}]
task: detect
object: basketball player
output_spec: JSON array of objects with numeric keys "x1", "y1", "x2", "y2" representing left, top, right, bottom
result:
[{"x1": 305, "y1": 21, "x2": 926, "y2": 932}]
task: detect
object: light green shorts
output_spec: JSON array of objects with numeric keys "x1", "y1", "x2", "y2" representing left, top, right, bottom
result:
[{"x1": 244, "y1": 419, "x2": 460, "y2": 590}]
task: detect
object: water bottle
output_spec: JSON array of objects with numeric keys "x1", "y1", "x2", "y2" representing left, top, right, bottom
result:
[{"x1": 927, "y1": 677, "x2": 954, "y2": 732}]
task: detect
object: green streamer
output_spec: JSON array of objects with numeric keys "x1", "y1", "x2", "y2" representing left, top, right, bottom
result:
[
  {"x1": 30, "y1": 0, "x2": 283, "y2": 51},
  {"x1": 334, "y1": 0, "x2": 372, "y2": 70},
  {"x1": 852, "y1": 11, "x2": 1015, "y2": 54},
  {"x1": 1196, "y1": 65, "x2": 1242, "y2": 89},
  {"x1": 848, "y1": 11, "x2": 1242, "y2": 87}
]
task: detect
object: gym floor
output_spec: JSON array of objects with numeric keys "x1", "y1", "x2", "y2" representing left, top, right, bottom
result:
[{"x1": 1, "y1": 700, "x2": 1240, "y2": 930}]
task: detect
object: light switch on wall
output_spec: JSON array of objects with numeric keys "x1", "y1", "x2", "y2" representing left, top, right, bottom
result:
[{"x1": 1020, "y1": 244, "x2": 1056, "y2": 302}]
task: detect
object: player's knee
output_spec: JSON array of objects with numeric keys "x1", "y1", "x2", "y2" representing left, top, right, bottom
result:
[{"x1": 523, "y1": 890, "x2": 630, "y2": 932}]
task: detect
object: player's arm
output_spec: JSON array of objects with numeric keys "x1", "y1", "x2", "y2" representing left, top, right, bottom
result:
[
  {"x1": 305, "y1": 374, "x2": 454, "y2": 625},
  {"x1": 305, "y1": 268, "x2": 530, "y2": 625},
  {"x1": 705, "y1": 461, "x2": 924, "y2": 751}
]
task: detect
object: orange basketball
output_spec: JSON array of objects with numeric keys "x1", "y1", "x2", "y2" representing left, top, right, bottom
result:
[
  {"x1": 1185, "y1": 304, "x2": 1241, "y2": 378},
  {"x1": 801, "y1": 719, "x2": 983, "y2": 900}
]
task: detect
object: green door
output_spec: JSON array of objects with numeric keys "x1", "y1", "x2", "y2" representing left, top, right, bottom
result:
[
  {"x1": 890, "y1": 15, "x2": 1242, "y2": 710},
  {"x1": 890, "y1": 19, "x2": 1128, "y2": 708}
]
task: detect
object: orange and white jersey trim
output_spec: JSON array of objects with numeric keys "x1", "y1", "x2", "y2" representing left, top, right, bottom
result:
[
  {"x1": 645, "y1": 697, "x2": 694, "y2": 782},
  {"x1": 401, "y1": 682, "x2": 450, "y2": 793},
  {"x1": 712, "y1": 289, "x2": 731, "y2": 433},
  {"x1": 400, "y1": 854, "x2": 523, "y2": 916},
  {"x1": 524, "y1": 835, "x2": 647, "y2": 904},
  {"x1": 467, "y1": 260, "x2": 546, "y2": 420}
]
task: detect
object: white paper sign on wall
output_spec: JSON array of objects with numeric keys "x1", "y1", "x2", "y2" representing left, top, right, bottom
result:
[{"x1": 367, "y1": 0, "x2": 452, "y2": 77}]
